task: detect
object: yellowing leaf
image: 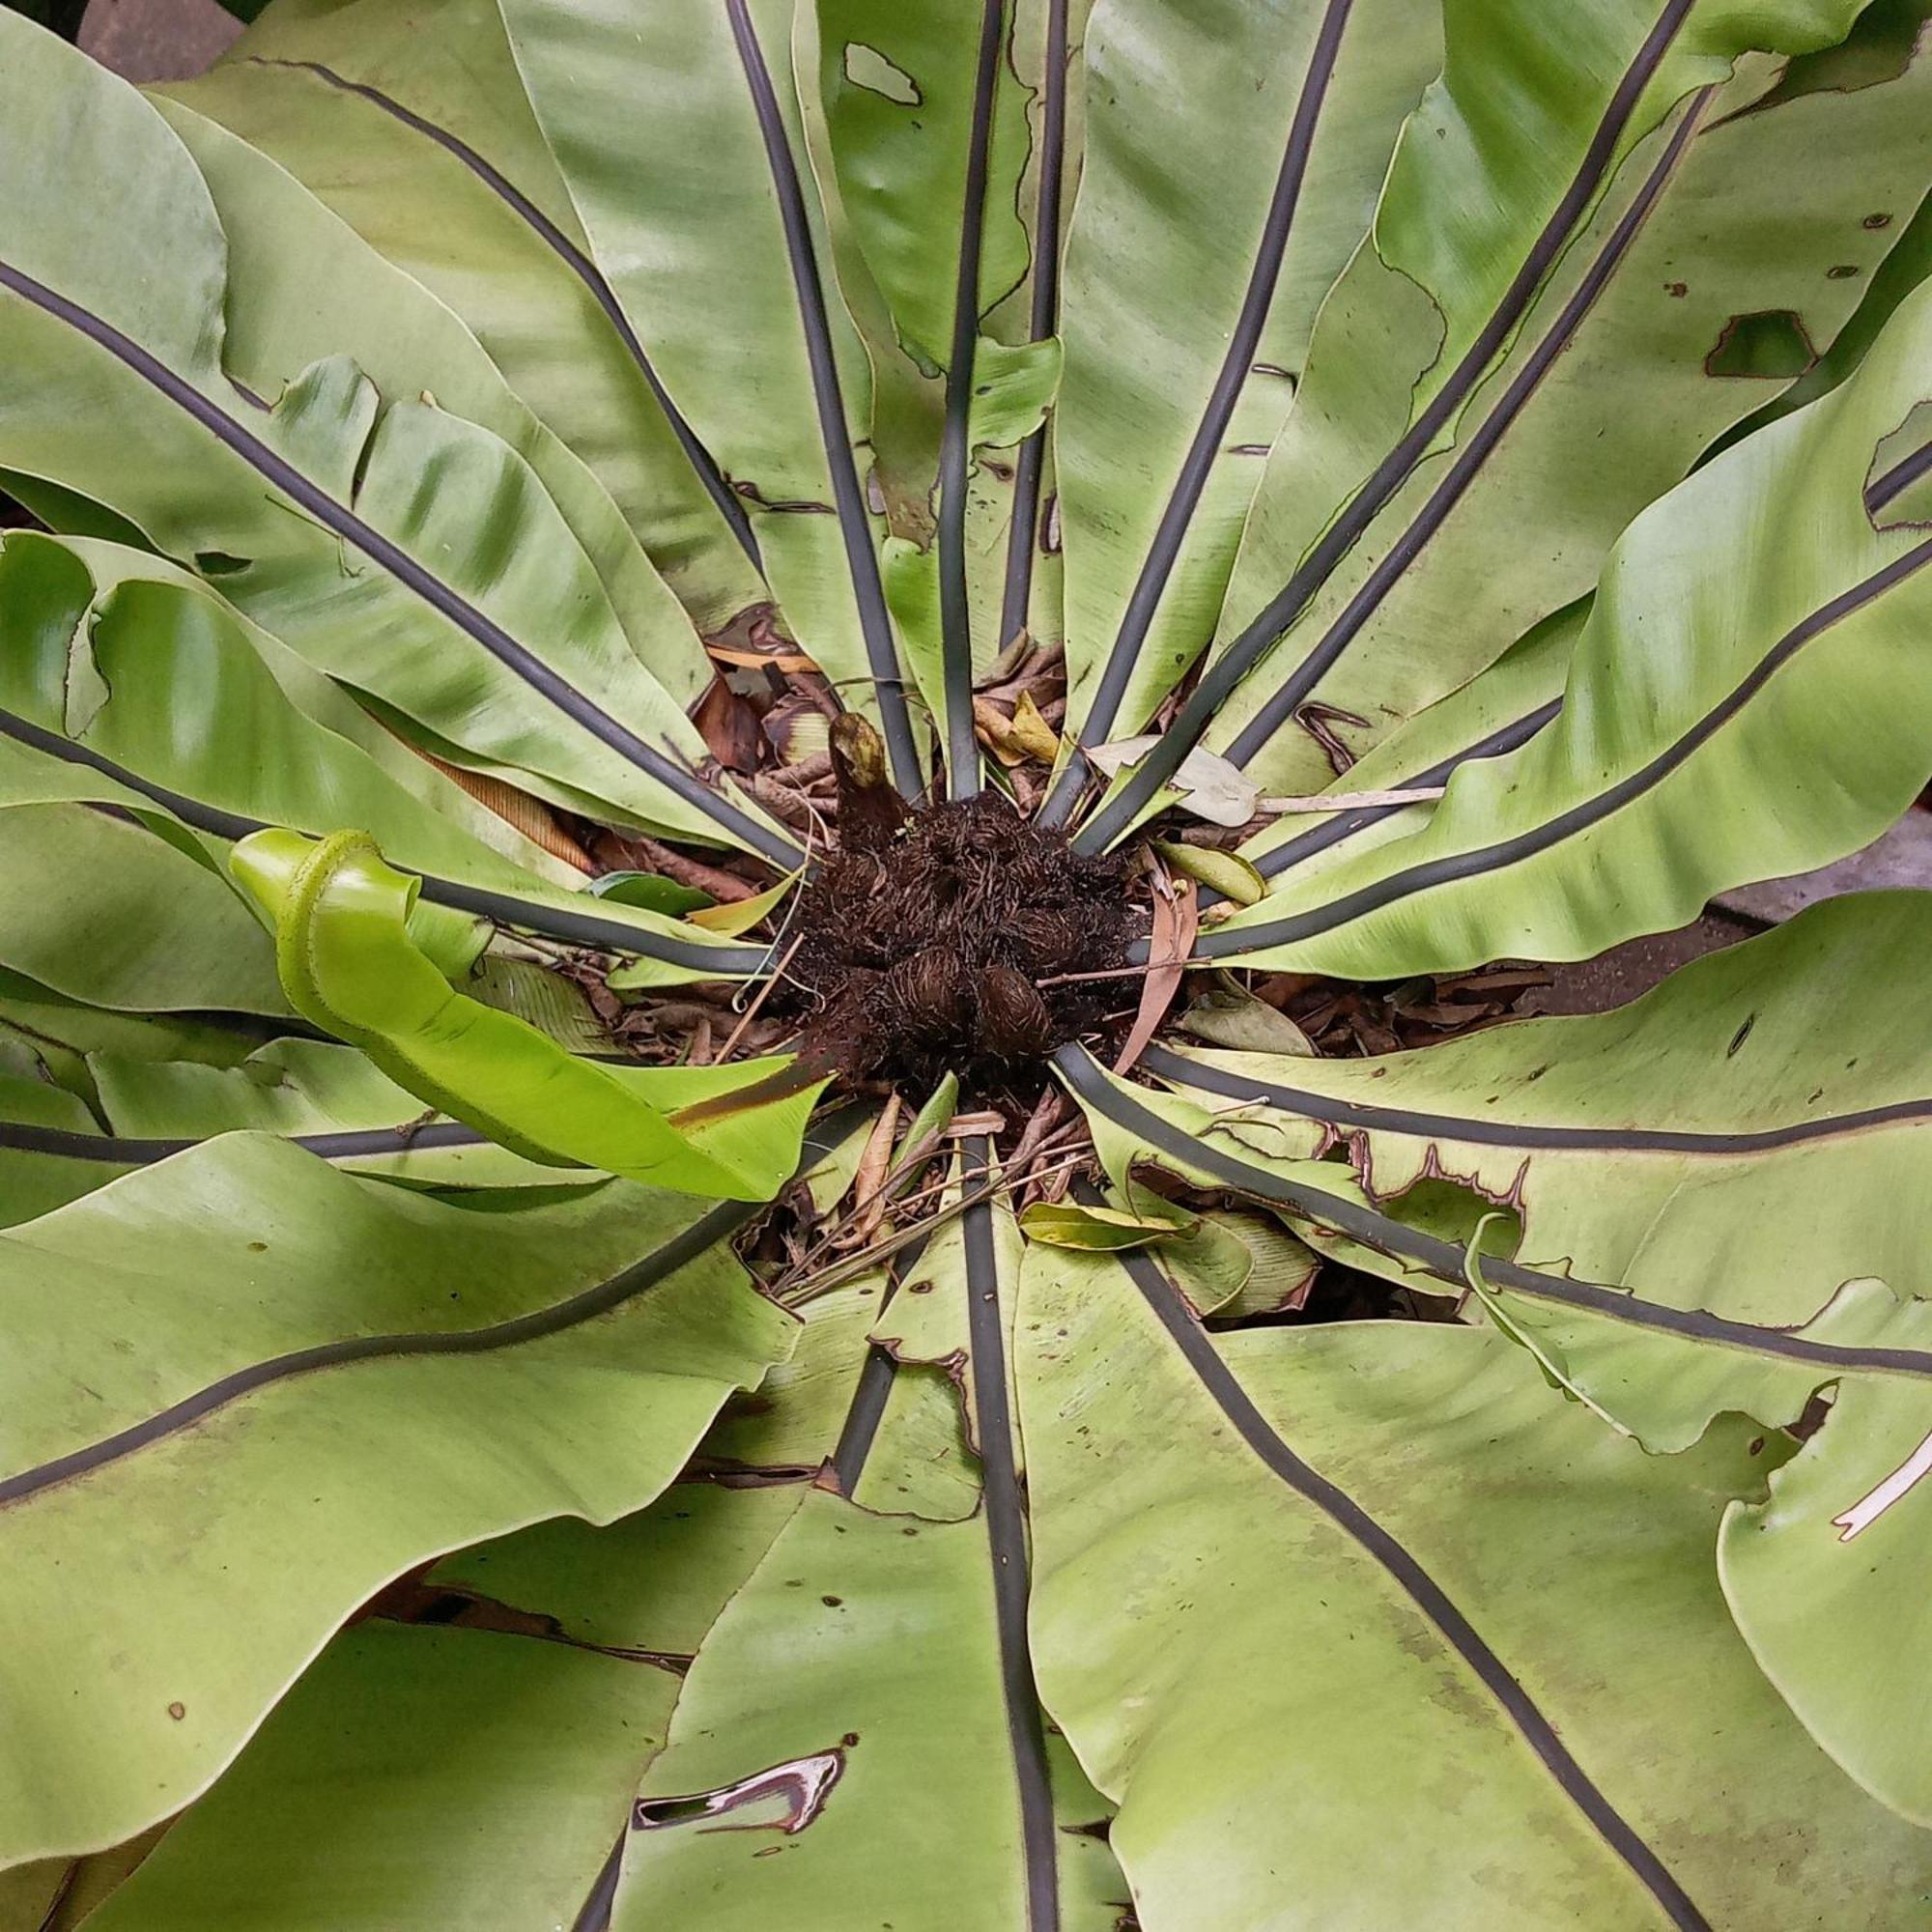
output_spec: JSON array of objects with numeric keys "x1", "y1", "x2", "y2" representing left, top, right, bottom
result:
[
  {"x1": 1009, "y1": 691, "x2": 1061, "y2": 763},
  {"x1": 1019, "y1": 1201, "x2": 1199, "y2": 1253},
  {"x1": 1151, "y1": 838, "x2": 1265, "y2": 906},
  {"x1": 686, "y1": 870, "x2": 800, "y2": 937}
]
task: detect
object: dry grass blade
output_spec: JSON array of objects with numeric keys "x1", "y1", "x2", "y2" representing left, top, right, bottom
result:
[
  {"x1": 1260, "y1": 785, "x2": 1446, "y2": 813},
  {"x1": 711, "y1": 934, "x2": 805, "y2": 1067},
  {"x1": 1034, "y1": 957, "x2": 1214, "y2": 988},
  {"x1": 778, "y1": 1150, "x2": 1094, "y2": 1304}
]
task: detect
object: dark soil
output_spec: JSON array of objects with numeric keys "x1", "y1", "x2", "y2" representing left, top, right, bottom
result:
[{"x1": 786, "y1": 789, "x2": 1148, "y2": 1101}]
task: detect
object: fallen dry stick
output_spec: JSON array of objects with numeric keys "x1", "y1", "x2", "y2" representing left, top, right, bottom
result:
[{"x1": 1261, "y1": 785, "x2": 1446, "y2": 813}]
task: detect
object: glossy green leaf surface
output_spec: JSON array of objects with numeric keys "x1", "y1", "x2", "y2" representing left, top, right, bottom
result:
[
  {"x1": 0, "y1": 16, "x2": 789, "y2": 858},
  {"x1": 611, "y1": 1168, "x2": 1122, "y2": 1930},
  {"x1": 1051, "y1": 0, "x2": 1442, "y2": 770},
  {"x1": 0, "y1": 1135, "x2": 793, "y2": 1862},
  {"x1": 815, "y1": 0, "x2": 1030, "y2": 373},
  {"x1": 1156, "y1": 893, "x2": 1932, "y2": 1321},
  {"x1": 150, "y1": 90, "x2": 718, "y2": 713},
  {"x1": 1020, "y1": 1247, "x2": 1932, "y2": 1925},
  {"x1": 497, "y1": 0, "x2": 921, "y2": 786},
  {"x1": 1070, "y1": 0, "x2": 1917, "y2": 846},
  {"x1": 0, "y1": 532, "x2": 771, "y2": 988},
  {"x1": 173, "y1": 0, "x2": 772, "y2": 637},
  {"x1": 614, "y1": 1498, "x2": 1053, "y2": 1927},
  {"x1": 69, "y1": 1480, "x2": 816, "y2": 1927},
  {"x1": 82, "y1": 1625, "x2": 678, "y2": 1932},
  {"x1": 1206, "y1": 272, "x2": 1932, "y2": 978},
  {"x1": 5, "y1": 0, "x2": 1932, "y2": 1914},
  {"x1": 0, "y1": 799, "x2": 285, "y2": 1015},
  {"x1": 231, "y1": 829, "x2": 822, "y2": 1199},
  {"x1": 1198, "y1": 16, "x2": 1932, "y2": 794},
  {"x1": 1463, "y1": 1251, "x2": 1932, "y2": 1828}
]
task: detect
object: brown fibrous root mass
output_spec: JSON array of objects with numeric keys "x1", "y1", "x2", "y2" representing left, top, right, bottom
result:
[{"x1": 785, "y1": 790, "x2": 1148, "y2": 1098}]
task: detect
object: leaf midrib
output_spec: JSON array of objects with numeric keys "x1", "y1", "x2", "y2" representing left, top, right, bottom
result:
[
  {"x1": 1144, "y1": 1042, "x2": 1932, "y2": 1157},
  {"x1": 0, "y1": 1197, "x2": 752, "y2": 1510},
  {"x1": 0, "y1": 257, "x2": 801, "y2": 869},
  {"x1": 1073, "y1": 0, "x2": 1701, "y2": 851},
  {"x1": 1058, "y1": 1047, "x2": 1932, "y2": 1383},
  {"x1": 1195, "y1": 523, "x2": 1932, "y2": 958},
  {"x1": 1100, "y1": 1225, "x2": 1713, "y2": 1932}
]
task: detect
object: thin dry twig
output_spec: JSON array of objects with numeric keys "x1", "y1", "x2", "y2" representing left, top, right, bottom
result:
[
  {"x1": 713, "y1": 934, "x2": 804, "y2": 1065},
  {"x1": 1033, "y1": 957, "x2": 1217, "y2": 988},
  {"x1": 779, "y1": 1151, "x2": 1094, "y2": 1304}
]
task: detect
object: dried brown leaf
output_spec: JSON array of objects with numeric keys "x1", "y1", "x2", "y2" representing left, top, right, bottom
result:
[
  {"x1": 848, "y1": 1094, "x2": 903, "y2": 1245},
  {"x1": 1115, "y1": 875, "x2": 1199, "y2": 1076},
  {"x1": 972, "y1": 696, "x2": 1027, "y2": 767},
  {"x1": 423, "y1": 754, "x2": 594, "y2": 872}
]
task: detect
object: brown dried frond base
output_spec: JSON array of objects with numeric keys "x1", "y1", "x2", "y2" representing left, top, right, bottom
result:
[{"x1": 786, "y1": 790, "x2": 1149, "y2": 1100}]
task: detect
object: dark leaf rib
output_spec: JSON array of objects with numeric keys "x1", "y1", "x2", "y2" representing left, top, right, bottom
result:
[
  {"x1": 724, "y1": 0, "x2": 923, "y2": 797},
  {"x1": 0, "y1": 260, "x2": 802, "y2": 871},
  {"x1": 1252, "y1": 696, "x2": 1562, "y2": 882},
  {"x1": 0, "y1": 1120, "x2": 484, "y2": 1164},
  {"x1": 0, "y1": 1198, "x2": 753, "y2": 1509},
  {"x1": 824, "y1": 1343, "x2": 900, "y2": 1495},
  {"x1": 1038, "y1": 0, "x2": 1355, "y2": 828},
  {"x1": 825, "y1": 1223, "x2": 939, "y2": 1498},
  {"x1": 996, "y1": 0, "x2": 1070, "y2": 666},
  {"x1": 1071, "y1": 0, "x2": 1697, "y2": 852},
  {"x1": 961, "y1": 1135, "x2": 1060, "y2": 1929},
  {"x1": 244, "y1": 57, "x2": 762, "y2": 567},
  {"x1": 0, "y1": 703, "x2": 772, "y2": 976},
  {"x1": 0, "y1": 1103, "x2": 867, "y2": 1509},
  {"x1": 1094, "y1": 1218, "x2": 1712, "y2": 1932},
  {"x1": 1867, "y1": 433, "x2": 1932, "y2": 516},
  {"x1": 1055, "y1": 1049, "x2": 1932, "y2": 1380},
  {"x1": 570, "y1": 1833, "x2": 626, "y2": 1932},
  {"x1": 1192, "y1": 526, "x2": 1932, "y2": 959},
  {"x1": 935, "y1": 0, "x2": 1012, "y2": 800},
  {"x1": 940, "y1": 0, "x2": 1012, "y2": 800},
  {"x1": 1220, "y1": 95, "x2": 1706, "y2": 771},
  {"x1": 1142, "y1": 1041, "x2": 1932, "y2": 1155},
  {"x1": 822, "y1": 1154, "x2": 956, "y2": 1493}
]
